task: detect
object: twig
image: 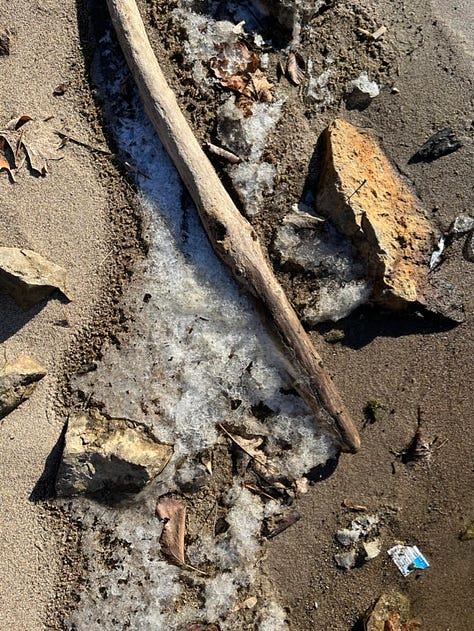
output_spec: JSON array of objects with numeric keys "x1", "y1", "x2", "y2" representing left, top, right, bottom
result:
[{"x1": 54, "y1": 130, "x2": 112, "y2": 155}]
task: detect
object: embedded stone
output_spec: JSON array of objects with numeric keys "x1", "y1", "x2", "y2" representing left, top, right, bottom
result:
[
  {"x1": 0, "y1": 356, "x2": 47, "y2": 420},
  {"x1": 55, "y1": 409, "x2": 173, "y2": 498}
]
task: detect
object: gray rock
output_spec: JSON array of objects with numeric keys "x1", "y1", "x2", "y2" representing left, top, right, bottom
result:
[
  {"x1": 334, "y1": 549, "x2": 357, "y2": 569},
  {"x1": 336, "y1": 527, "x2": 361, "y2": 547},
  {"x1": 55, "y1": 410, "x2": 173, "y2": 498},
  {"x1": 451, "y1": 214, "x2": 474, "y2": 236},
  {"x1": 0, "y1": 357, "x2": 47, "y2": 420},
  {"x1": 0, "y1": 247, "x2": 70, "y2": 309}
]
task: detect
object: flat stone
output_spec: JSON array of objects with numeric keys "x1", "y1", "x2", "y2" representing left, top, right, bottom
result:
[
  {"x1": 0, "y1": 247, "x2": 70, "y2": 309},
  {"x1": 0, "y1": 357, "x2": 47, "y2": 420},
  {"x1": 316, "y1": 120, "x2": 436, "y2": 311},
  {"x1": 55, "y1": 409, "x2": 173, "y2": 498}
]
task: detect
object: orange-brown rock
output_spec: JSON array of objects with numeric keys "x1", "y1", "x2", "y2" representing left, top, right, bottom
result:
[{"x1": 316, "y1": 119, "x2": 434, "y2": 309}]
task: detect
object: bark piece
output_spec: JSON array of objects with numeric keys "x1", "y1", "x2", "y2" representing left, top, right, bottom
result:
[
  {"x1": 55, "y1": 409, "x2": 173, "y2": 498},
  {"x1": 316, "y1": 119, "x2": 438, "y2": 311},
  {"x1": 0, "y1": 357, "x2": 47, "y2": 420},
  {"x1": 156, "y1": 496, "x2": 186, "y2": 566},
  {"x1": 0, "y1": 247, "x2": 69, "y2": 309},
  {"x1": 106, "y1": 0, "x2": 361, "y2": 453}
]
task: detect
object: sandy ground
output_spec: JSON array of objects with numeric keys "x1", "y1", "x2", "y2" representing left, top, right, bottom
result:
[
  {"x1": 0, "y1": 0, "x2": 473, "y2": 629},
  {"x1": 0, "y1": 1, "x2": 131, "y2": 628}
]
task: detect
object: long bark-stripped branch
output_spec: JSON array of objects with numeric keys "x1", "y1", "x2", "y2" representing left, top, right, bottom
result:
[{"x1": 106, "y1": 0, "x2": 361, "y2": 453}]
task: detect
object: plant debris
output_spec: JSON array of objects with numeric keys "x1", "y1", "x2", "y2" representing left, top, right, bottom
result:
[
  {"x1": 459, "y1": 520, "x2": 474, "y2": 541},
  {"x1": 410, "y1": 127, "x2": 462, "y2": 163},
  {"x1": 342, "y1": 499, "x2": 368, "y2": 512},
  {"x1": 0, "y1": 115, "x2": 64, "y2": 176},
  {"x1": 286, "y1": 51, "x2": 306, "y2": 86},
  {"x1": 210, "y1": 41, "x2": 273, "y2": 115},
  {"x1": 392, "y1": 408, "x2": 446, "y2": 464},
  {"x1": 156, "y1": 496, "x2": 187, "y2": 567},
  {"x1": 266, "y1": 509, "x2": 301, "y2": 539},
  {"x1": 364, "y1": 400, "x2": 385, "y2": 425},
  {"x1": 204, "y1": 141, "x2": 241, "y2": 164}
]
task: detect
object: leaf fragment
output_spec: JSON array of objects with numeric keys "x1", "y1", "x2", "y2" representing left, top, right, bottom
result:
[
  {"x1": 286, "y1": 51, "x2": 306, "y2": 86},
  {"x1": 156, "y1": 496, "x2": 186, "y2": 566}
]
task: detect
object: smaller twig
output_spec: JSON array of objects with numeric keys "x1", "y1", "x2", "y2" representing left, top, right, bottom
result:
[
  {"x1": 347, "y1": 178, "x2": 367, "y2": 200},
  {"x1": 54, "y1": 130, "x2": 112, "y2": 155},
  {"x1": 266, "y1": 510, "x2": 301, "y2": 539},
  {"x1": 242, "y1": 482, "x2": 277, "y2": 502},
  {"x1": 204, "y1": 142, "x2": 241, "y2": 164},
  {"x1": 342, "y1": 499, "x2": 367, "y2": 512},
  {"x1": 182, "y1": 562, "x2": 208, "y2": 576},
  {"x1": 124, "y1": 160, "x2": 151, "y2": 179}
]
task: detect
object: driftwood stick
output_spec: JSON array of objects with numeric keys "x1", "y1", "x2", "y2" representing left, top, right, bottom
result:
[{"x1": 106, "y1": 0, "x2": 361, "y2": 453}]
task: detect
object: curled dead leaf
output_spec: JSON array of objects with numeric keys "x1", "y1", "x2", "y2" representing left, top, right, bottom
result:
[
  {"x1": 156, "y1": 496, "x2": 186, "y2": 566},
  {"x1": 286, "y1": 51, "x2": 306, "y2": 86},
  {"x1": 0, "y1": 155, "x2": 15, "y2": 182}
]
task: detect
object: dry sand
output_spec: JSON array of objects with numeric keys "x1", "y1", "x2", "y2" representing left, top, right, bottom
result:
[
  {"x1": 0, "y1": 1, "x2": 126, "y2": 628},
  {"x1": 0, "y1": 0, "x2": 473, "y2": 630}
]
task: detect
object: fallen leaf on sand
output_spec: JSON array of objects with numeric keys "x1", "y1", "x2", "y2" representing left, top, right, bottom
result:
[
  {"x1": 286, "y1": 51, "x2": 305, "y2": 85},
  {"x1": 156, "y1": 496, "x2": 186, "y2": 566},
  {"x1": 230, "y1": 595, "x2": 258, "y2": 613},
  {"x1": 0, "y1": 115, "x2": 64, "y2": 175}
]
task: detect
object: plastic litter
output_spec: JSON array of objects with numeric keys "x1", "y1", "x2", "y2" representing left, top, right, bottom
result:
[{"x1": 387, "y1": 544, "x2": 429, "y2": 576}]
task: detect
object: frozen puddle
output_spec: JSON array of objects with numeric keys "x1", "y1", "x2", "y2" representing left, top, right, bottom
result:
[{"x1": 64, "y1": 31, "x2": 336, "y2": 631}]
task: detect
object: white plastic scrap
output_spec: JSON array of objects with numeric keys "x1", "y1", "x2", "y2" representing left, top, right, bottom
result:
[
  {"x1": 387, "y1": 544, "x2": 429, "y2": 576},
  {"x1": 429, "y1": 235, "x2": 446, "y2": 269}
]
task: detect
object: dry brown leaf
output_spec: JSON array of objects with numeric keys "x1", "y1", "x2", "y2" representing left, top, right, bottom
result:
[
  {"x1": 218, "y1": 74, "x2": 249, "y2": 94},
  {"x1": 210, "y1": 41, "x2": 258, "y2": 80},
  {"x1": 286, "y1": 51, "x2": 306, "y2": 86},
  {"x1": 218, "y1": 424, "x2": 280, "y2": 477},
  {"x1": 0, "y1": 116, "x2": 63, "y2": 175},
  {"x1": 247, "y1": 69, "x2": 273, "y2": 103},
  {"x1": 156, "y1": 496, "x2": 186, "y2": 566},
  {"x1": 0, "y1": 152, "x2": 15, "y2": 182}
]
